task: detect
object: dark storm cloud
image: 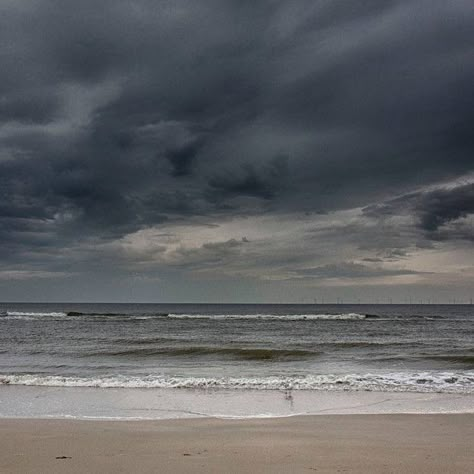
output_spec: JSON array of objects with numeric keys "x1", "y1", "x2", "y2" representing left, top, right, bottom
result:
[
  {"x1": 165, "y1": 141, "x2": 202, "y2": 177},
  {"x1": 0, "y1": 0, "x2": 473, "y2": 272},
  {"x1": 171, "y1": 238, "x2": 247, "y2": 269},
  {"x1": 0, "y1": 93, "x2": 58, "y2": 124},
  {"x1": 207, "y1": 156, "x2": 289, "y2": 202},
  {"x1": 363, "y1": 183, "x2": 474, "y2": 240},
  {"x1": 416, "y1": 184, "x2": 474, "y2": 233}
]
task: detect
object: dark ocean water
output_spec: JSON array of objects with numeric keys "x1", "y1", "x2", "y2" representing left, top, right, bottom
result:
[{"x1": 1, "y1": 303, "x2": 473, "y2": 393}]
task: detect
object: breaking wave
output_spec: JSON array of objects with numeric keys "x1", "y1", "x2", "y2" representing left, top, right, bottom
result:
[
  {"x1": 0, "y1": 311, "x2": 452, "y2": 322},
  {"x1": 2, "y1": 311, "x2": 68, "y2": 318},
  {"x1": 1, "y1": 371, "x2": 473, "y2": 393},
  {"x1": 0, "y1": 311, "x2": 167, "y2": 320},
  {"x1": 166, "y1": 313, "x2": 371, "y2": 320},
  {"x1": 0, "y1": 311, "x2": 372, "y2": 321}
]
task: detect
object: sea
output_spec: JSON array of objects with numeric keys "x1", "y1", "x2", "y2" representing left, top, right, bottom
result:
[{"x1": 1, "y1": 303, "x2": 473, "y2": 419}]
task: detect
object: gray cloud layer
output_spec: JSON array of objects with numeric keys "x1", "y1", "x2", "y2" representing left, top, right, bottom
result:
[{"x1": 1, "y1": 0, "x2": 473, "y2": 301}]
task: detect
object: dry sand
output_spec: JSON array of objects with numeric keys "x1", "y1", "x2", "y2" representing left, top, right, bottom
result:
[{"x1": 0, "y1": 414, "x2": 473, "y2": 473}]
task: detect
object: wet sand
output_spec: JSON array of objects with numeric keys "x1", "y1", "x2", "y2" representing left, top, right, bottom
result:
[{"x1": 1, "y1": 414, "x2": 473, "y2": 473}]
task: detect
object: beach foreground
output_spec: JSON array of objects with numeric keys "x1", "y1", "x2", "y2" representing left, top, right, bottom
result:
[{"x1": 1, "y1": 415, "x2": 473, "y2": 473}]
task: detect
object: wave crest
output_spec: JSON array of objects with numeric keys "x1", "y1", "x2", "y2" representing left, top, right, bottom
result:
[
  {"x1": 0, "y1": 311, "x2": 375, "y2": 321},
  {"x1": 167, "y1": 313, "x2": 370, "y2": 320},
  {"x1": 2, "y1": 311, "x2": 67, "y2": 318},
  {"x1": 1, "y1": 372, "x2": 473, "y2": 393}
]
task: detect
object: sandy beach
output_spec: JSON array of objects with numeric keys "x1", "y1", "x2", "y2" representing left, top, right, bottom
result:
[{"x1": 1, "y1": 414, "x2": 473, "y2": 473}]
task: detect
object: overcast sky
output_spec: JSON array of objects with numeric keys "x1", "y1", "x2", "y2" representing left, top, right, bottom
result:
[{"x1": 1, "y1": 0, "x2": 473, "y2": 303}]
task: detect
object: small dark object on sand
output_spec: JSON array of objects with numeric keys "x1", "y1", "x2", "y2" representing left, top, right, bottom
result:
[{"x1": 55, "y1": 456, "x2": 71, "y2": 459}]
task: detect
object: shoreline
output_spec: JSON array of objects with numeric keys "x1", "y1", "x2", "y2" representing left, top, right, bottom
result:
[
  {"x1": 1, "y1": 385, "x2": 474, "y2": 420},
  {"x1": 1, "y1": 414, "x2": 473, "y2": 473}
]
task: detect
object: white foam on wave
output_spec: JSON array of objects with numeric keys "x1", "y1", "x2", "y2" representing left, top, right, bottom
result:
[
  {"x1": 167, "y1": 313, "x2": 368, "y2": 320},
  {"x1": 3, "y1": 311, "x2": 67, "y2": 319},
  {"x1": 1, "y1": 371, "x2": 473, "y2": 393},
  {"x1": 0, "y1": 312, "x2": 369, "y2": 321}
]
